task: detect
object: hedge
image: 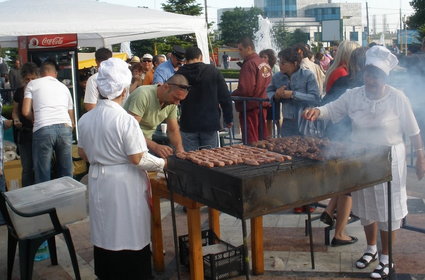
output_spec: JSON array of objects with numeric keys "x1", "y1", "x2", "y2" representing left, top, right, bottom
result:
[{"x1": 219, "y1": 69, "x2": 240, "y2": 79}]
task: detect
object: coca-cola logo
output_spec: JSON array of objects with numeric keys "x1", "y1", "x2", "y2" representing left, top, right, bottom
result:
[
  {"x1": 27, "y1": 34, "x2": 77, "y2": 49},
  {"x1": 28, "y1": 38, "x2": 39, "y2": 47},
  {"x1": 42, "y1": 37, "x2": 64, "y2": 46}
]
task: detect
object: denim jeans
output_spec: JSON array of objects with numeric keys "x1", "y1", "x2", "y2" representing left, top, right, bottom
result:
[
  {"x1": 181, "y1": 131, "x2": 219, "y2": 152},
  {"x1": 32, "y1": 124, "x2": 73, "y2": 183},
  {"x1": 281, "y1": 118, "x2": 301, "y2": 137},
  {"x1": 18, "y1": 141, "x2": 34, "y2": 187}
]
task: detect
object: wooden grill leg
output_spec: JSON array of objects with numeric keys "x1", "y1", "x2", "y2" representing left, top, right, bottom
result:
[{"x1": 251, "y1": 217, "x2": 264, "y2": 275}]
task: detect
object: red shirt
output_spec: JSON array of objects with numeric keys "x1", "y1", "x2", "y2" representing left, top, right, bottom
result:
[
  {"x1": 232, "y1": 53, "x2": 272, "y2": 111},
  {"x1": 326, "y1": 65, "x2": 348, "y2": 93}
]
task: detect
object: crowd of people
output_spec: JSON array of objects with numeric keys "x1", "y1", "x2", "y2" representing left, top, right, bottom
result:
[
  {"x1": 0, "y1": 37, "x2": 424, "y2": 280},
  {"x1": 0, "y1": 43, "x2": 233, "y2": 279}
]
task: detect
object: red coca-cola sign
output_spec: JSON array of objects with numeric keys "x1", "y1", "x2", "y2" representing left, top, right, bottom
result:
[{"x1": 27, "y1": 34, "x2": 77, "y2": 49}]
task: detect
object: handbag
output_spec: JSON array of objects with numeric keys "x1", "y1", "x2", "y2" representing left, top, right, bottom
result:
[{"x1": 297, "y1": 107, "x2": 325, "y2": 137}]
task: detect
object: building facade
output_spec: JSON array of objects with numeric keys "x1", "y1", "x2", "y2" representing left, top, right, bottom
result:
[{"x1": 253, "y1": 0, "x2": 363, "y2": 45}]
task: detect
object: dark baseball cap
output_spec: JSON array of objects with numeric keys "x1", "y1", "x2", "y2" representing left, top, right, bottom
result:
[{"x1": 172, "y1": 45, "x2": 186, "y2": 61}]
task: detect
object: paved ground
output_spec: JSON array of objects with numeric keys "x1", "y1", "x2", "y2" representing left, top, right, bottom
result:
[{"x1": 1, "y1": 166, "x2": 425, "y2": 280}]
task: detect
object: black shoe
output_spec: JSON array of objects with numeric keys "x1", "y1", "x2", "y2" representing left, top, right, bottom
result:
[
  {"x1": 331, "y1": 236, "x2": 358, "y2": 247},
  {"x1": 320, "y1": 211, "x2": 334, "y2": 227}
]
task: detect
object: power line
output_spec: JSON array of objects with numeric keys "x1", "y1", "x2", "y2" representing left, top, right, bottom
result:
[{"x1": 368, "y1": 6, "x2": 412, "y2": 11}]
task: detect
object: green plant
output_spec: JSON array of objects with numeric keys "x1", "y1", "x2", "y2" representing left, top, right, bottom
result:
[
  {"x1": 2, "y1": 104, "x2": 13, "y2": 119},
  {"x1": 219, "y1": 69, "x2": 240, "y2": 79}
]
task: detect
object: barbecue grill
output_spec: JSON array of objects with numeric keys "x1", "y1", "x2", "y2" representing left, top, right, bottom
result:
[
  {"x1": 167, "y1": 144, "x2": 392, "y2": 219},
  {"x1": 166, "y1": 142, "x2": 393, "y2": 279}
]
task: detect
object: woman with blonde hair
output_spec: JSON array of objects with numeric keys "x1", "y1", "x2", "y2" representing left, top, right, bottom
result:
[{"x1": 324, "y1": 40, "x2": 360, "y2": 93}]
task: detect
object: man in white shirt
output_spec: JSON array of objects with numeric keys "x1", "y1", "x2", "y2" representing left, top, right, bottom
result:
[
  {"x1": 83, "y1": 48, "x2": 113, "y2": 111},
  {"x1": 22, "y1": 60, "x2": 74, "y2": 183}
]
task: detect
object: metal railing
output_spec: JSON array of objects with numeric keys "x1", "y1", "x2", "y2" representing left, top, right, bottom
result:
[{"x1": 230, "y1": 96, "x2": 271, "y2": 145}]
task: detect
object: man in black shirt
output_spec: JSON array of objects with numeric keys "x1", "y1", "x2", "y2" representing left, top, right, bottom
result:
[{"x1": 177, "y1": 47, "x2": 233, "y2": 151}]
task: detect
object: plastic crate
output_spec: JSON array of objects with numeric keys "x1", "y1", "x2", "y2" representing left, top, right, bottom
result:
[
  {"x1": 4, "y1": 177, "x2": 87, "y2": 238},
  {"x1": 178, "y1": 229, "x2": 243, "y2": 280}
]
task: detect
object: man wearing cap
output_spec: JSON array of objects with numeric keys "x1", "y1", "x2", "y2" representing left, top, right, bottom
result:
[
  {"x1": 22, "y1": 60, "x2": 75, "y2": 183},
  {"x1": 129, "y1": 53, "x2": 154, "y2": 93},
  {"x1": 303, "y1": 46, "x2": 425, "y2": 279},
  {"x1": 153, "y1": 45, "x2": 185, "y2": 84},
  {"x1": 78, "y1": 58, "x2": 165, "y2": 280},
  {"x1": 124, "y1": 74, "x2": 189, "y2": 158},
  {"x1": 84, "y1": 47, "x2": 113, "y2": 111}
]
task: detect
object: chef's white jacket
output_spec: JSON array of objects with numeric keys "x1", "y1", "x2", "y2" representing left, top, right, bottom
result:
[
  {"x1": 319, "y1": 85, "x2": 420, "y2": 222},
  {"x1": 78, "y1": 100, "x2": 151, "y2": 250}
]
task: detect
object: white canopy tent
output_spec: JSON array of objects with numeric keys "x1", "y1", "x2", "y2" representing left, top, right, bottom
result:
[{"x1": 0, "y1": 0, "x2": 210, "y2": 62}]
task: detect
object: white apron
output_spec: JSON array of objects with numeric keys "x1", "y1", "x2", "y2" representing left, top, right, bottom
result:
[
  {"x1": 352, "y1": 143, "x2": 408, "y2": 222},
  {"x1": 88, "y1": 162, "x2": 151, "y2": 251}
]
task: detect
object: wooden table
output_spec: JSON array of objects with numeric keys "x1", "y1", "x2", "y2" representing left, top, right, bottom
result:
[{"x1": 150, "y1": 175, "x2": 220, "y2": 280}]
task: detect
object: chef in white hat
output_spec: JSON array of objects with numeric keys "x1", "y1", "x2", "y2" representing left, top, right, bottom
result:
[
  {"x1": 303, "y1": 45, "x2": 425, "y2": 279},
  {"x1": 77, "y1": 57, "x2": 165, "y2": 280}
]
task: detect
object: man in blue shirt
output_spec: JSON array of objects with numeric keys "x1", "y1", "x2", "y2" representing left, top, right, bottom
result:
[{"x1": 153, "y1": 45, "x2": 185, "y2": 84}]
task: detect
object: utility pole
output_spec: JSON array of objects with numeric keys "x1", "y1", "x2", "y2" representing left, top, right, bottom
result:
[
  {"x1": 366, "y1": 2, "x2": 370, "y2": 44},
  {"x1": 204, "y1": 0, "x2": 208, "y2": 27},
  {"x1": 399, "y1": 0, "x2": 403, "y2": 52},
  {"x1": 204, "y1": 0, "x2": 215, "y2": 65},
  {"x1": 403, "y1": 14, "x2": 407, "y2": 56}
]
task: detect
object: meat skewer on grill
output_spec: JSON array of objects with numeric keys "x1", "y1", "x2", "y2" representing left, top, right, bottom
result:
[{"x1": 177, "y1": 145, "x2": 291, "y2": 167}]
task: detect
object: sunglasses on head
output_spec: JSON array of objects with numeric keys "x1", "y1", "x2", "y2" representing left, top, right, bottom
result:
[{"x1": 168, "y1": 83, "x2": 191, "y2": 91}]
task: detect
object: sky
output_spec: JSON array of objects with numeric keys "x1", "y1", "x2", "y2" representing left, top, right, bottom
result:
[{"x1": 100, "y1": 0, "x2": 415, "y2": 32}]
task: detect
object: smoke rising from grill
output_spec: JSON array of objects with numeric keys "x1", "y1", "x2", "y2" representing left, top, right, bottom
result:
[
  {"x1": 395, "y1": 51, "x2": 425, "y2": 142},
  {"x1": 316, "y1": 46, "x2": 425, "y2": 158}
]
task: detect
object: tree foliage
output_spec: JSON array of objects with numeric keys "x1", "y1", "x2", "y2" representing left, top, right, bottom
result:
[
  {"x1": 408, "y1": 0, "x2": 425, "y2": 29},
  {"x1": 130, "y1": 0, "x2": 202, "y2": 56},
  {"x1": 291, "y1": 29, "x2": 309, "y2": 45},
  {"x1": 273, "y1": 21, "x2": 292, "y2": 50},
  {"x1": 418, "y1": 25, "x2": 425, "y2": 41},
  {"x1": 218, "y1": 7, "x2": 263, "y2": 46},
  {"x1": 161, "y1": 0, "x2": 202, "y2": 16},
  {"x1": 273, "y1": 22, "x2": 308, "y2": 51},
  {"x1": 0, "y1": 47, "x2": 18, "y2": 68},
  {"x1": 130, "y1": 37, "x2": 193, "y2": 57}
]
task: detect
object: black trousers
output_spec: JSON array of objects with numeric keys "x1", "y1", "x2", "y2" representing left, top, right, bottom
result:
[{"x1": 94, "y1": 244, "x2": 152, "y2": 280}]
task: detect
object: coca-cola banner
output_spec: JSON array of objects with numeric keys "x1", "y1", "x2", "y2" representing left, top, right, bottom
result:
[{"x1": 27, "y1": 34, "x2": 78, "y2": 49}]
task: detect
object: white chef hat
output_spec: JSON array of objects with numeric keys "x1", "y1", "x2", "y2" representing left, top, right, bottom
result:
[
  {"x1": 365, "y1": 46, "x2": 398, "y2": 76},
  {"x1": 97, "y1": 58, "x2": 132, "y2": 100}
]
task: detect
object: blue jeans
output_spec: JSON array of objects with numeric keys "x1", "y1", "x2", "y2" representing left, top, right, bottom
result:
[
  {"x1": 281, "y1": 118, "x2": 300, "y2": 137},
  {"x1": 181, "y1": 131, "x2": 219, "y2": 152},
  {"x1": 32, "y1": 124, "x2": 73, "y2": 183}
]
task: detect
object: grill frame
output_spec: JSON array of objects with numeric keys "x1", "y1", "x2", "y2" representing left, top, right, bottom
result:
[{"x1": 166, "y1": 145, "x2": 392, "y2": 219}]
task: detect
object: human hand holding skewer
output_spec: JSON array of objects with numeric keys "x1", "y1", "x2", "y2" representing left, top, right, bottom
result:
[{"x1": 303, "y1": 107, "x2": 321, "y2": 121}]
